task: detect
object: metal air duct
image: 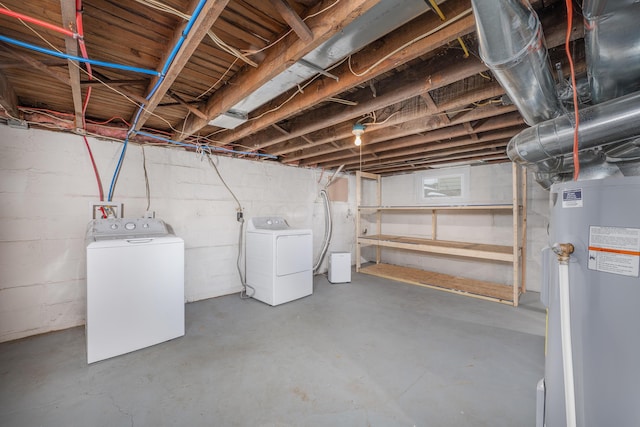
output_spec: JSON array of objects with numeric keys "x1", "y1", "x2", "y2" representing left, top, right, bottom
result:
[
  {"x1": 507, "y1": 90, "x2": 640, "y2": 185},
  {"x1": 471, "y1": 0, "x2": 562, "y2": 125},
  {"x1": 584, "y1": 1, "x2": 640, "y2": 103}
]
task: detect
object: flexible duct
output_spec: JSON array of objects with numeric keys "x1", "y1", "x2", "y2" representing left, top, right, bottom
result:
[
  {"x1": 471, "y1": 0, "x2": 562, "y2": 125},
  {"x1": 584, "y1": 1, "x2": 640, "y2": 104}
]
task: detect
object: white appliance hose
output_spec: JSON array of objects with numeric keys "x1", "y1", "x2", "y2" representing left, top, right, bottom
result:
[
  {"x1": 313, "y1": 189, "x2": 332, "y2": 273},
  {"x1": 558, "y1": 260, "x2": 577, "y2": 427}
]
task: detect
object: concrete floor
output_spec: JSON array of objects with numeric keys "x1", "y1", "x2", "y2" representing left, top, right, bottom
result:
[{"x1": 0, "y1": 272, "x2": 545, "y2": 427}]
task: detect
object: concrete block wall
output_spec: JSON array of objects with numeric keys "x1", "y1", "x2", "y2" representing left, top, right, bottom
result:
[
  {"x1": 359, "y1": 163, "x2": 549, "y2": 292},
  {"x1": 0, "y1": 126, "x2": 356, "y2": 342}
]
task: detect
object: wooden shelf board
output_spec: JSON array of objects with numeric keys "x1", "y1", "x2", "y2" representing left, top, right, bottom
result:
[
  {"x1": 358, "y1": 234, "x2": 514, "y2": 262},
  {"x1": 359, "y1": 263, "x2": 515, "y2": 304},
  {"x1": 358, "y1": 205, "x2": 513, "y2": 212}
]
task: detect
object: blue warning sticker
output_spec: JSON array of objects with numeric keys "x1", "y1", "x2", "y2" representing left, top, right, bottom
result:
[{"x1": 562, "y1": 188, "x2": 583, "y2": 208}]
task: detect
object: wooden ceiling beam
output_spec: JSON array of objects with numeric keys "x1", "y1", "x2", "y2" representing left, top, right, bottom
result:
[
  {"x1": 81, "y1": 79, "x2": 147, "y2": 87},
  {"x1": 0, "y1": 70, "x2": 19, "y2": 118},
  {"x1": 270, "y1": 81, "x2": 505, "y2": 156},
  {"x1": 60, "y1": 0, "x2": 83, "y2": 128},
  {"x1": 362, "y1": 149, "x2": 510, "y2": 174},
  {"x1": 131, "y1": 0, "x2": 230, "y2": 132},
  {"x1": 0, "y1": 59, "x2": 68, "y2": 69},
  {"x1": 174, "y1": 0, "x2": 381, "y2": 140},
  {"x1": 268, "y1": 0, "x2": 313, "y2": 43},
  {"x1": 463, "y1": 121, "x2": 478, "y2": 140},
  {"x1": 244, "y1": 8, "x2": 580, "y2": 156},
  {"x1": 217, "y1": 0, "x2": 477, "y2": 148},
  {"x1": 345, "y1": 131, "x2": 518, "y2": 171},
  {"x1": 258, "y1": 56, "x2": 486, "y2": 153},
  {"x1": 0, "y1": 44, "x2": 71, "y2": 88},
  {"x1": 330, "y1": 127, "x2": 522, "y2": 170},
  {"x1": 360, "y1": 141, "x2": 510, "y2": 172},
  {"x1": 167, "y1": 90, "x2": 208, "y2": 120},
  {"x1": 291, "y1": 104, "x2": 519, "y2": 165}
]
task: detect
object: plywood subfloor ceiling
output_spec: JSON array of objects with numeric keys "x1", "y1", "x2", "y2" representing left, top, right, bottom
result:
[{"x1": 0, "y1": 0, "x2": 583, "y2": 174}]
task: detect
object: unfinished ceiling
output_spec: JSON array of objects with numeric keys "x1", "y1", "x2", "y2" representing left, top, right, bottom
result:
[{"x1": 0, "y1": 0, "x2": 583, "y2": 175}]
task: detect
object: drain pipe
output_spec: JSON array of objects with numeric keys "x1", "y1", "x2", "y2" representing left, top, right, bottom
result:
[{"x1": 552, "y1": 243, "x2": 576, "y2": 427}]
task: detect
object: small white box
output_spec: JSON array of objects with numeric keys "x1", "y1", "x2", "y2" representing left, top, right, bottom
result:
[{"x1": 328, "y1": 252, "x2": 351, "y2": 283}]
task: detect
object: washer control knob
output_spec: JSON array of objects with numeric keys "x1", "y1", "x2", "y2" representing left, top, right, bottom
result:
[
  {"x1": 125, "y1": 222, "x2": 136, "y2": 231},
  {"x1": 110, "y1": 223, "x2": 119, "y2": 230},
  {"x1": 266, "y1": 219, "x2": 273, "y2": 225},
  {"x1": 143, "y1": 223, "x2": 150, "y2": 228}
]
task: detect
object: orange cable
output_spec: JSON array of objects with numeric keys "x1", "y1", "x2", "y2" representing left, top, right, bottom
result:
[{"x1": 565, "y1": 0, "x2": 580, "y2": 180}]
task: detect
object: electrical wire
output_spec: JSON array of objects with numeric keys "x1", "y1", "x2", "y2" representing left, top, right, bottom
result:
[
  {"x1": 243, "y1": 0, "x2": 341, "y2": 56},
  {"x1": 132, "y1": 0, "x2": 257, "y2": 67},
  {"x1": 564, "y1": 0, "x2": 580, "y2": 180},
  {"x1": 347, "y1": 8, "x2": 473, "y2": 77},
  {"x1": 204, "y1": 153, "x2": 254, "y2": 299},
  {"x1": 135, "y1": 130, "x2": 278, "y2": 158},
  {"x1": 141, "y1": 145, "x2": 151, "y2": 211}
]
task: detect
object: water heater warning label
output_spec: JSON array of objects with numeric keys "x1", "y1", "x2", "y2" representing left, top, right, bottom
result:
[
  {"x1": 562, "y1": 188, "x2": 583, "y2": 208},
  {"x1": 588, "y1": 226, "x2": 640, "y2": 277}
]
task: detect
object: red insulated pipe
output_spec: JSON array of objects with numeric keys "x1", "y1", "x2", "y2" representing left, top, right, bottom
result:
[{"x1": 0, "y1": 8, "x2": 76, "y2": 38}]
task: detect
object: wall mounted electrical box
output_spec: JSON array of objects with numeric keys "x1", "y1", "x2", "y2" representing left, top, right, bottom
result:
[{"x1": 91, "y1": 202, "x2": 123, "y2": 219}]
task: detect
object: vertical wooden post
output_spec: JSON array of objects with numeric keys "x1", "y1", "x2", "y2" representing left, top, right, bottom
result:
[
  {"x1": 512, "y1": 162, "x2": 520, "y2": 306},
  {"x1": 376, "y1": 175, "x2": 382, "y2": 264},
  {"x1": 521, "y1": 166, "x2": 528, "y2": 293},
  {"x1": 356, "y1": 171, "x2": 362, "y2": 271},
  {"x1": 431, "y1": 209, "x2": 437, "y2": 240}
]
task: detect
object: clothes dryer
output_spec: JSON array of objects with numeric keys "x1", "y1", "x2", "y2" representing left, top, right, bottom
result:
[{"x1": 246, "y1": 217, "x2": 312, "y2": 306}]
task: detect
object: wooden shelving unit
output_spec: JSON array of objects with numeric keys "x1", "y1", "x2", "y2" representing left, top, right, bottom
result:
[{"x1": 356, "y1": 165, "x2": 527, "y2": 306}]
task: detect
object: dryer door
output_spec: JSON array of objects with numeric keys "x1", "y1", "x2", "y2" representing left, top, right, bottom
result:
[{"x1": 276, "y1": 234, "x2": 312, "y2": 276}]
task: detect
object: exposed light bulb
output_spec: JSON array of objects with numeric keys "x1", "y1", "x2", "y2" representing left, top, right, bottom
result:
[{"x1": 352, "y1": 123, "x2": 365, "y2": 146}]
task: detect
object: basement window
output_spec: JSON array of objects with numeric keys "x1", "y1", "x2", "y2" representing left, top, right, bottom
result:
[{"x1": 417, "y1": 167, "x2": 469, "y2": 204}]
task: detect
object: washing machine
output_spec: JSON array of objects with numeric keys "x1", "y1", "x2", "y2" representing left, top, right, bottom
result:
[
  {"x1": 246, "y1": 217, "x2": 313, "y2": 306},
  {"x1": 85, "y1": 218, "x2": 184, "y2": 363}
]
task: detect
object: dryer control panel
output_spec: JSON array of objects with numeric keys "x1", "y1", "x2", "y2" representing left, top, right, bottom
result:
[{"x1": 247, "y1": 217, "x2": 290, "y2": 231}]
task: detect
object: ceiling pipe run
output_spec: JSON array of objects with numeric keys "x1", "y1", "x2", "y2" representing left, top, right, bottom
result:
[{"x1": 470, "y1": 0, "x2": 562, "y2": 126}]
